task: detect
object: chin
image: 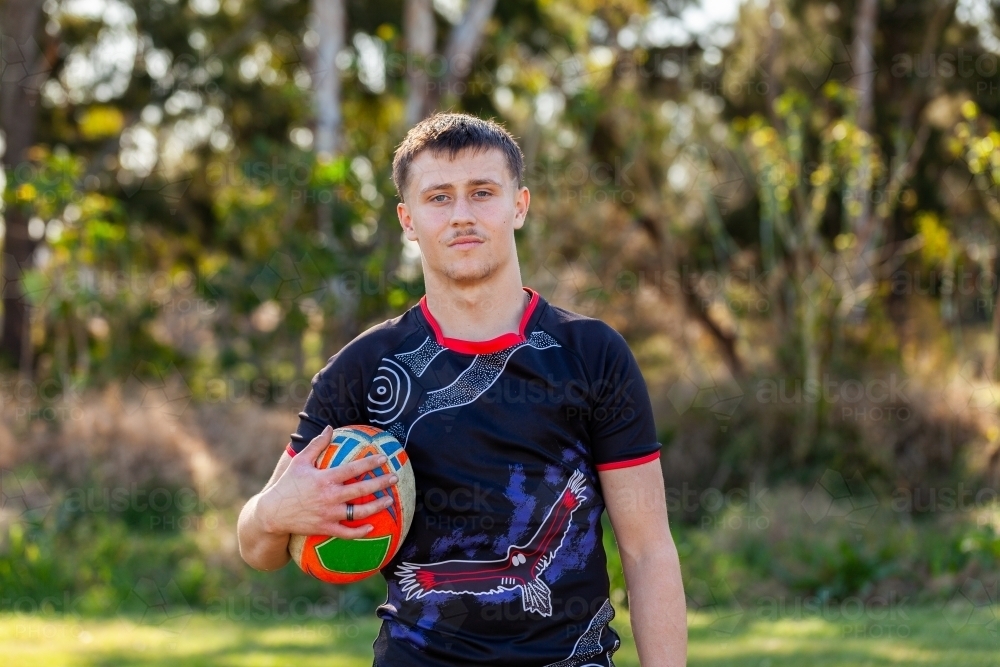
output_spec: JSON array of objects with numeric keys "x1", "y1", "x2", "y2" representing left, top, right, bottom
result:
[{"x1": 441, "y1": 260, "x2": 499, "y2": 283}]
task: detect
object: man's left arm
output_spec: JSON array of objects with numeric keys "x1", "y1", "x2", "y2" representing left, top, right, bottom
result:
[{"x1": 600, "y1": 459, "x2": 687, "y2": 666}]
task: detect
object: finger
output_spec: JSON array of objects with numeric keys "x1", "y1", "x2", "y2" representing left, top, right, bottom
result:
[
  {"x1": 326, "y1": 454, "x2": 388, "y2": 482},
  {"x1": 336, "y1": 474, "x2": 399, "y2": 503},
  {"x1": 297, "y1": 425, "x2": 333, "y2": 466},
  {"x1": 343, "y1": 496, "x2": 395, "y2": 522},
  {"x1": 324, "y1": 523, "x2": 376, "y2": 540}
]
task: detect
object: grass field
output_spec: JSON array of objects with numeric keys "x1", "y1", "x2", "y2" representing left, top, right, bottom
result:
[{"x1": 0, "y1": 606, "x2": 996, "y2": 666}]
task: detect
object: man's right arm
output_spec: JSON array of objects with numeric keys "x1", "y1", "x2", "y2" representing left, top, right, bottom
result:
[{"x1": 237, "y1": 425, "x2": 398, "y2": 571}]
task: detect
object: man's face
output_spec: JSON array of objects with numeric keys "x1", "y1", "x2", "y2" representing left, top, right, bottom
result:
[{"x1": 397, "y1": 147, "x2": 529, "y2": 285}]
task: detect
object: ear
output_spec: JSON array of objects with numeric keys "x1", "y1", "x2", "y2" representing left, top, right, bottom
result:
[
  {"x1": 398, "y1": 202, "x2": 419, "y2": 242},
  {"x1": 512, "y1": 186, "x2": 530, "y2": 231}
]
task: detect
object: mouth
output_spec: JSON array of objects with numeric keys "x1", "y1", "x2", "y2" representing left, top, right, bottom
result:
[{"x1": 447, "y1": 236, "x2": 485, "y2": 249}]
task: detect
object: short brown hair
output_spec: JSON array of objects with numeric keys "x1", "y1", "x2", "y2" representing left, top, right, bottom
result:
[{"x1": 392, "y1": 113, "x2": 524, "y2": 201}]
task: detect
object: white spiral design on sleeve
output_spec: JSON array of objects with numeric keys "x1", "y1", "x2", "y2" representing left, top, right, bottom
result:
[{"x1": 368, "y1": 358, "x2": 411, "y2": 425}]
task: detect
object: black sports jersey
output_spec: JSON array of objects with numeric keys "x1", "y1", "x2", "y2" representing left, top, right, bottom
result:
[{"x1": 288, "y1": 288, "x2": 661, "y2": 666}]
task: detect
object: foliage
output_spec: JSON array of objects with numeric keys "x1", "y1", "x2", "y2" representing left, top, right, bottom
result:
[
  {"x1": 3, "y1": 5, "x2": 1000, "y2": 659},
  {"x1": 673, "y1": 486, "x2": 1000, "y2": 604}
]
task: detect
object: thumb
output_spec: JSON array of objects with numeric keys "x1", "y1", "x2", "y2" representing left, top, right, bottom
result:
[{"x1": 297, "y1": 425, "x2": 333, "y2": 467}]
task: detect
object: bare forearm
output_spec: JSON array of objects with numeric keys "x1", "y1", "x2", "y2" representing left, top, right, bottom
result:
[
  {"x1": 237, "y1": 491, "x2": 292, "y2": 571},
  {"x1": 622, "y1": 539, "x2": 687, "y2": 666}
]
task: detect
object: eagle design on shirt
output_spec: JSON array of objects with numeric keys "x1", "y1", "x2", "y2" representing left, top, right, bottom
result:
[{"x1": 396, "y1": 471, "x2": 587, "y2": 617}]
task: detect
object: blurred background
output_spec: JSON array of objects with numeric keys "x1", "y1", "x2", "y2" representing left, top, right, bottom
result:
[{"x1": 0, "y1": 0, "x2": 999, "y2": 664}]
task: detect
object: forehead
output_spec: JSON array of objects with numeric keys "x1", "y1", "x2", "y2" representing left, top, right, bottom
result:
[{"x1": 407, "y1": 147, "x2": 513, "y2": 191}]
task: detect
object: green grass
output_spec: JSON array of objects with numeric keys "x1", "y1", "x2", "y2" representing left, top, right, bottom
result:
[{"x1": 0, "y1": 606, "x2": 996, "y2": 666}]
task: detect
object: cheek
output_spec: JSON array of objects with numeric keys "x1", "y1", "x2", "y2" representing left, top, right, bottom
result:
[
  {"x1": 482, "y1": 199, "x2": 516, "y2": 225},
  {"x1": 411, "y1": 208, "x2": 450, "y2": 236}
]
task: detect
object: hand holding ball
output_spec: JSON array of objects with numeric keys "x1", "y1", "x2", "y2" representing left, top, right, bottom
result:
[{"x1": 289, "y1": 425, "x2": 415, "y2": 584}]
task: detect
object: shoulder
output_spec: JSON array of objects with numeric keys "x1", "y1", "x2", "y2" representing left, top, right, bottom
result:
[{"x1": 537, "y1": 302, "x2": 634, "y2": 358}]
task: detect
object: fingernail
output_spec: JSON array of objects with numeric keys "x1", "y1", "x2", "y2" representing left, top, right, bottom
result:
[
  {"x1": 365, "y1": 525, "x2": 374, "y2": 532},
  {"x1": 390, "y1": 475, "x2": 398, "y2": 483},
  {"x1": 378, "y1": 455, "x2": 387, "y2": 464}
]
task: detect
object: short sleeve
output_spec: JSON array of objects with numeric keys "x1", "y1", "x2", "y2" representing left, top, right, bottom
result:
[
  {"x1": 286, "y1": 349, "x2": 367, "y2": 457},
  {"x1": 587, "y1": 328, "x2": 661, "y2": 471}
]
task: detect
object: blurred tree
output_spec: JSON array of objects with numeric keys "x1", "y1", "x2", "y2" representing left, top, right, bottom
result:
[
  {"x1": 0, "y1": 0, "x2": 997, "y2": 489},
  {"x1": 312, "y1": 0, "x2": 345, "y2": 237},
  {"x1": 403, "y1": 0, "x2": 435, "y2": 125},
  {"x1": 0, "y1": 0, "x2": 46, "y2": 373}
]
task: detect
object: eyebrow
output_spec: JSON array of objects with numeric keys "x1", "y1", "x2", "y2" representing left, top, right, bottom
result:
[{"x1": 419, "y1": 177, "x2": 504, "y2": 195}]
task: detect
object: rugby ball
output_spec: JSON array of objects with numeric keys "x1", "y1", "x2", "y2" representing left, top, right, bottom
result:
[{"x1": 289, "y1": 425, "x2": 415, "y2": 584}]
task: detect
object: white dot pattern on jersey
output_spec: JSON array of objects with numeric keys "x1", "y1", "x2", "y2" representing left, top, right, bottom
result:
[
  {"x1": 383, "y1": 329, "x2": 560, "y2": 446},
  {"x1": 395, "y1": 337, "x2": 446, "y2": 377},
  {"x1": 543, "y1": 598, "x2": 618, "y2": 667},
  {"x1": 420, "y1": 330, "x2": 560, "y2": 415},
  {"x1": 388, "y1": 421, "x2": 406, "y2": 443}
]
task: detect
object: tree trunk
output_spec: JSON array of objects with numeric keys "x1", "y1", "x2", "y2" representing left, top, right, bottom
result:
[
  {"x1": 850, "y1": 0, "x2": 879, "y2": 250},
  {"x1": 764, "y1": 0, "x2": 781, "y2": 130},
  {"x1": 312, "y1": 0, "x2": 345, "y2": 162},
  {"x1": 0, "y1": 0, "x2": 46, "y2": 372},
  {"x1": 794, "y1": 250, "x2": 819, "y2": 463},
  {"x1": 404, "y1": 0, "x2": 436, "y2": 126},
  {"x1": 311, "y1": 0, "x2": 345, "y2": 238},
  {"x1": 427, "y1": 0, "x2": 497, "y2": 111}
]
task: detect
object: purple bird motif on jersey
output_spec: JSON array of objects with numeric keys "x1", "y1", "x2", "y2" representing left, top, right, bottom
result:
[{"x1": 396, "y1": 471, "x2": 587, "y2": 617}]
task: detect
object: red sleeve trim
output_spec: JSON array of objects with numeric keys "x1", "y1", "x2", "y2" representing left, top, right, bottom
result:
[
  {"x1": 285, "y1": 442, "x2": 297, "y2": 458},
  {"x1": 595, "y1": 450, "x2": 660, "y2": 471}
]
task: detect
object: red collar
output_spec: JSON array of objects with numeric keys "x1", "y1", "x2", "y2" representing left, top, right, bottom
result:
[{"x1": 419, "y1": 288, "x2": 540, "y2": 354}]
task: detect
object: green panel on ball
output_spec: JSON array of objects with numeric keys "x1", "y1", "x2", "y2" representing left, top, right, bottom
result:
[{"x1": 315, "y1": 535, "x2": 391, "y2": 573}]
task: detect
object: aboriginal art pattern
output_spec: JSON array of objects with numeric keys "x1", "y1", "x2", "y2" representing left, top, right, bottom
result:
[
  {"x1": 367, "y1": 331, "x2": 561, "y2": 447},
  {"x1": 396, "y1": 471, "x2": 588, "y2": 617},
  {"x1": 544, "y1": 598, "x2": 619, "y2": 667}
]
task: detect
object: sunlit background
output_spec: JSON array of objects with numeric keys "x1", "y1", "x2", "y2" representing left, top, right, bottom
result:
[{"x1": 1, "y1": 0, "x2": 999, "y2": 664}]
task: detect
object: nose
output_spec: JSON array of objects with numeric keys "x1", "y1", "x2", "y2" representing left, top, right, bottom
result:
[{"x1": 449, "y1": 193, "x2": 476, "y2": 226}]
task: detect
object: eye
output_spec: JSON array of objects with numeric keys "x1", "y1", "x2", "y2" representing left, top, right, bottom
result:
[
  {"x1": 430, "y1": 194, "x2": 449, "y2": 203},
  {"x1": 473, "y1": 190, "x2": 491, "y2": 198}
]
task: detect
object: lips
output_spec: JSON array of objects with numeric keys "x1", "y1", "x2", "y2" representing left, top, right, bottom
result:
[{"x1": 448, "y1": 236, "x2": 484, "y2": 248}]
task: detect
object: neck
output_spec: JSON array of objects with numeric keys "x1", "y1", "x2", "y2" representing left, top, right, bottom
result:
[{"x1": 422, "y1": 263, "x2": 527, "y2": 342}]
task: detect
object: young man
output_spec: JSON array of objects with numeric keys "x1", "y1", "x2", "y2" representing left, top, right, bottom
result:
[{"x1": 238, "y1": 113, "x2": 687, "y2": 666}]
